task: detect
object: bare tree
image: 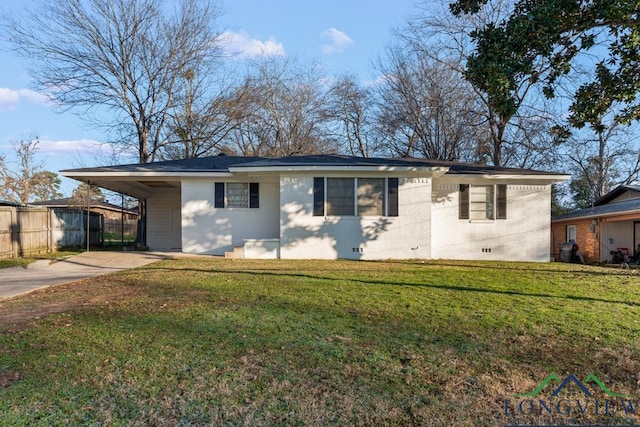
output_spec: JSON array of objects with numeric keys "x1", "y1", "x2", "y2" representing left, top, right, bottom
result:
[
  {"x1": 229, "y1": 57, "x2": 336, "y2": 157},
  {"x1": 3, "y1": 0, "x2": 223, "y2": 164},
  {"x1": 160, "y1": 70, "x2": 242, "y2": 159},
  {"x1": 326, "y1": 74, "x2": 379, "y2": 157},
  {"x1": 565, "y1": 118, "x2": 640, "y2": 206},
  {"x1": 375, "y1": 48, "x2": 480, "y2": 161},
  {"x1": 0, "y1": 137, "x2": 62, "y2": 204},
  {"x1": 398, "y1": 0, "x2": 560, "y2": 168}
]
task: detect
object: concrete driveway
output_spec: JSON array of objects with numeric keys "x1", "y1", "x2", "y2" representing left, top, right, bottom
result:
[{"x1": 0, "y1": 251, "x2": 170, "y2": 300}]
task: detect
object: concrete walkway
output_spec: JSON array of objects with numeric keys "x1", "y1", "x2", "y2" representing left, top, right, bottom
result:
[{"x1": 0, "y1": 251, "x2": 171, "y2": 300}]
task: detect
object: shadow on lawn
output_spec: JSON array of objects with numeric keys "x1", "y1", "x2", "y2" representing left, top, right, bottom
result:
[
  {"x1": 386, "y1": 260, "x2": 638, "y2": 277},
  {"x1": 142, "y1": 265, "x2": 640, "y2": 307}
]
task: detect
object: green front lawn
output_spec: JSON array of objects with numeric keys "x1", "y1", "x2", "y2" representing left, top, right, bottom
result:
[
  {"x1": 1, "y1": 259, "x2": 639, "y2": 425},
  {"x1": 0, "y1": 251, "x2": 81, "y2": 269}
]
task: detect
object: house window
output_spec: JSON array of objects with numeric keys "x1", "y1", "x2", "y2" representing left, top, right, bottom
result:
[
  {"x1": 459, "y1": 184, "x2": 507, "y2": 220},
  {"x1": 214, "y1": 182, "x2": 259, "y2": 209},
  {"x1": 567, "y1": 225, "x2": 576, "y2": 243},
  {"x1": 326, "y1": 178, "x2": 355, "y2": 215},
  {"x1": 357, "y1": 178, "x2": 385, "y2": 216},
  {"x1": 470, "y1": 185, "x2": 494, "y2": 220},
  {"x1": 314, "y1": 177, "x2": 398, "y2": 217},
  {"x1": 227, "y1": 183, "x2": 249, "y2": 208}
]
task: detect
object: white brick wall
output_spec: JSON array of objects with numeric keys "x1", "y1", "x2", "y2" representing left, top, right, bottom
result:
[
  {"x1": 279, "y1": 174, "x2": 431, "y2": 260},
  {"x1": 147, "y1": 191, "x2": 181, "y2": 251},
  {"x1": 180, "y1": 178, "x2": 279, "y2": 255},
  {"x1": 161, "y1": 173, "x2": 554, "y2": 261},
  {"x1": 431, "y1": 181, "x2": 552, "y2": 262}
]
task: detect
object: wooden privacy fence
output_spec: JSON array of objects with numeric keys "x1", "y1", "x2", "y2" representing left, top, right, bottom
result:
[
  {"x1": 0, "y1": 207, "x2": 104, "y2": 259},
  {"x1": 104, "y1": 219, "x2": 138, "y2": 236}
]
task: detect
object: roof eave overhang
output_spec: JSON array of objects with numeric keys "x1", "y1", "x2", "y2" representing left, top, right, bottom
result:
[
  {"x1": 552, "y1": 209, "x2": 640, "y2": 223},
  {"x1": 59, "y1": 171, "x2": 225, "y2": 199},
  {"x1": 439, "y1": 173, "x2": 570, "y2": 183},
  {"x1": 228, "y1": 165, "x2": 450, "y2": 177},
  {"x1": 60, "y1": 171, "x2": 233, "y2": 178}
]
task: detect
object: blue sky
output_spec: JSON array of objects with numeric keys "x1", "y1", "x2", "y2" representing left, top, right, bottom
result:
[{"x1": 0, "y1": 0, "x2": 418, "y2": 196}]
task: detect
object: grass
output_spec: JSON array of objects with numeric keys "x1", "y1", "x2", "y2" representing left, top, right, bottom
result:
[
  {"x1": 0, "y1": 251, "x2": 81, "y2": 269},
  {"x1": 1, "y1": 259, "x2": 640, "y2": 425},
  {"x1": 103, "y1": 232, "x2": 136, "y2": 244}
]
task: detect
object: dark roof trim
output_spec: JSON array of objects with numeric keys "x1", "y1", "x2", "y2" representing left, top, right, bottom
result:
[
  {"x1": 552, "y1": 198, "x2": 640, "y2": 222},
  {"x1": 594, "y1": 184, "x2": 640, "y2": 206},
  {"x1": 61, "y1": 154, "x2": 567, "y2": 176},
  {"x1": 0, "y1": 200, "x2": 25, "y2": 207}
]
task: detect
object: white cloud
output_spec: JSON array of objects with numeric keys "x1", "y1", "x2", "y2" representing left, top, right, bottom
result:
[
  {"x1": 0, "y1": 88, "x2": 21, "y2": 111},
  {"x1": 38, "y1": 138, "x2": 104, "y2": 154},
  {"x1": 220, "y1": 31, "x2": 286, "y2": 59},
  {"x1": 320, "y1": 28, "x2": 354, "y2": 54},
  {"x1": 18, "y1": 89, "x2": 51, "y2": 105},
  {"x1": 32, "y1": 138, "x2": 140, "y2": 180},
  {"x1": 0, "y1": 87, "x2": 53, "y2": 111}
]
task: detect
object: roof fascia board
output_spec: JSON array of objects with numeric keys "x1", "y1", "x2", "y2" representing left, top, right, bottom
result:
[
  {"x1": 228, "y1": 165, "x2": 450, "y2": 176},
  {"x1": 438, "y1": 173, "x2": 570, "y2": 183},
  {"x1": 552, "y1": 209, "x2": 640, "y2": 222},
  {"x1": 61, "y1": 171, "x2": 233, "y2": 178}
]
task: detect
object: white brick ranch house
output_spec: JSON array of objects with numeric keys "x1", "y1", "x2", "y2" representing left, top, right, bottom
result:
[{"x1": 61, "y1": 154, "x2": 569, "y2": 261}]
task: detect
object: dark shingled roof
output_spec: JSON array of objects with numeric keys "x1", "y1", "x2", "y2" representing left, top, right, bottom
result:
[
  {"x1": 0, "y1": 200, "x2": 24, "y2": 207},
  {"x1": 62, "y1": 154, "x2": 565, "y2": 176},
  {"x1": 61, "y1": 155, "x2": 266, "y2": 173},
  {"x1": 553, "y1": 198, "x2": 640, "y2": 221},
  {"x1": 594, "y1": 184, "x2": 640, "y2": 206}
]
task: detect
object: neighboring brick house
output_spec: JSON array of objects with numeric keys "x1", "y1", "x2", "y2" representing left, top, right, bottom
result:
[{"x1": 551, "y1": 185, "x2": 640, "y2": 263}]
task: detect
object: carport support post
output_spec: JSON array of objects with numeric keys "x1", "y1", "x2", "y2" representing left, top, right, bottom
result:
[
  {"x1": 86, "y1": 182, "x2": 91, "y2": 252},
  {"x1": 121, "y1": 193, "x2": 125, "y2": 248}
]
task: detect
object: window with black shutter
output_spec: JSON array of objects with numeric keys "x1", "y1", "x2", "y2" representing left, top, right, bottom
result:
[
  {"x1": 249, "y1": 183, "x2": 260, "y2": 208},
  {"x1": 387, "y1": 178, "x2": 399, "y2": 217},
  {"x1": 496, "y1": 184, "x2": 507, "y2": 219},
  {"x1": 214, "y1": 183, "x2": 259, "y2": 209},
  {"x1": 214, "y1": 182, "x2": 225, "y2": 208},
  {"x1": 313, "y1": 177, "x2": 399, "y2": 217},
  {"x1": 459, "y1": 184, "x2": 507, "y2": 220},
  {"x1": 459, "y1": 184, "x2": 469, "y2": 219},
  {"x1": 313, "y1": 177, "x2": 325, "y2": 216}
]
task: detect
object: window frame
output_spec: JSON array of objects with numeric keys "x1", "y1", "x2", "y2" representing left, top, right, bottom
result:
[
  {"x1": 566, "y1": 225, "x2": 577, "y2": 243},
  {"x1": 214, "y1": 182, "x2": 259, "y2": 209},
  {"x1": 326, "y1": 177, "x2": 356, "y2": 216},
  {"x1": 314, "y1": 177, "x2": 398, "y2": 217},
  {"x1": 226, "y1": 182, "x2": 250, "y2": 208},
  {"x1": 459, "y1": 184, "x2": 507, "y2": 221}
]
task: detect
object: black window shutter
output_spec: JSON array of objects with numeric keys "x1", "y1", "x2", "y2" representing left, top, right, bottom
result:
[
  {"x1": 249, "y1": 183, "x2": 260, "y2": 208},
  {"x1": 459, "y1": 184, "x2": 469, "y2": 219},
  {"x1": 496, "y1": 184, "x2": 507, "y2": 219},
  {"x1": 387, "y1": 178, "x2": 399, "y2": 217},
  {"x1": 214, "y1": 182, "x2": 225, "y2": 208},
  {"x1": 313, "y1": 177, "x2": 324, "y2": 216}
]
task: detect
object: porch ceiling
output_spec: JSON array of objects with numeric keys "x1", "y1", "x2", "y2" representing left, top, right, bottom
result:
[{"x1": 63, "y1": 174, "x2": 181, "y2": 199}]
